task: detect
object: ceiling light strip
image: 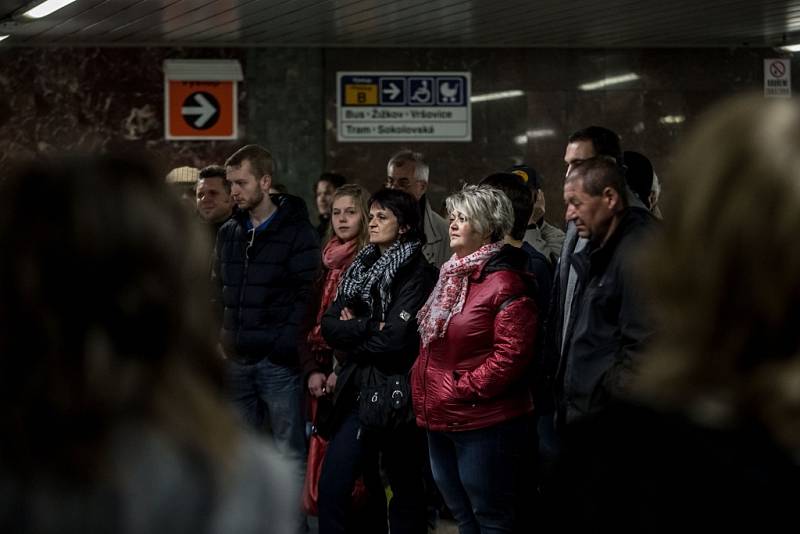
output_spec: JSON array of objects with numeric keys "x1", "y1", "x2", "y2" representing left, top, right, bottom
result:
[
  {"x1": 22, "y1": 0, "x2": 78, "y2": 19},
  {"x1": 470, "y1": 90, "x2": 524, "y2": 103},
  {"x1": 579, "y1": 73, "x2": 640, "y2": 91}
]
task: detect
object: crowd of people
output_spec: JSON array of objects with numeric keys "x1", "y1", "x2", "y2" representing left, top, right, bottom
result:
[{"x1": 1, "y1": 94, "x2": 798, "y2": 534}]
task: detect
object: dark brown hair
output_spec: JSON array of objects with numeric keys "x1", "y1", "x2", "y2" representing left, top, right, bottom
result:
[
  {"x1": 224, "y1": 144, "x2": 274, "y2": 178},
  {"x1": 0, "y1": 154, "x2": 238, "y2": 479}
]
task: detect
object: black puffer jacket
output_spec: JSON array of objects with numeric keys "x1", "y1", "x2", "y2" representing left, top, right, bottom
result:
[{"x1": 213, "y1": 194, "x2": 320, "y2": 365}]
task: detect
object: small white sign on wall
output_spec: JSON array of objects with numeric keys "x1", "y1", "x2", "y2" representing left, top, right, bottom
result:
[{"x1": 764, "y1": 59, "x2": 791, "y2": 98}]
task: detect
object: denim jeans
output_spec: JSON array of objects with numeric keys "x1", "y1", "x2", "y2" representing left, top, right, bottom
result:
[
  {"x1": 226, "y1": 357, "x2": 307, "y2": 530},
  {"x1": 427, "y1": 417, "x2": 529, "y2": 534}
]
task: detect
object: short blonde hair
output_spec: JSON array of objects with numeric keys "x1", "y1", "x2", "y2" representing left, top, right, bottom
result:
[
  {"x1": 445, "y1": 184, "x2": 513, "y2": 243},
  {"x1": 637, "y1": 94, "x2": 800, "y2": 450}
]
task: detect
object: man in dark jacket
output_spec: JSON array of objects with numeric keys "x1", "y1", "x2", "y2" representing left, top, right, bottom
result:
[
  {"x1": 213, "y1": 144, "x2": 320, "y2": 525},
  {"x1": 554, "y1": 156, "x2": 655, "y2": 427},
  {"x1": 196, "y1": 164, "x2": 234, "y2": 242}
]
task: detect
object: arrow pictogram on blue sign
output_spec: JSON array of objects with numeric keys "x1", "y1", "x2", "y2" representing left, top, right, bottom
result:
[{"x1": 380, "y1": 78, "x2": 406, "y2": 105}]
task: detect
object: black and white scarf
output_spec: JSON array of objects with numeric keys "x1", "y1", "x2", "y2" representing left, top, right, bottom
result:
[{"x1": 336, "y1": 239, "x2": 421, "y2": 321}]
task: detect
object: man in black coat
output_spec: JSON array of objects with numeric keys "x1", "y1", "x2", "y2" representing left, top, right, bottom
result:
[
  {"x1": 212, "y1": 145, "x2": 320, "y2": 528},
  {"x1": 554, "y1": 156, "x2": 655, "y2": 426}
]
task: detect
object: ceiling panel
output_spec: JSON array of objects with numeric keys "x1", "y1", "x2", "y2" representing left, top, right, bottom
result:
[{"x1": 1, "y1": 0, "x2": 799, "y2": 48}]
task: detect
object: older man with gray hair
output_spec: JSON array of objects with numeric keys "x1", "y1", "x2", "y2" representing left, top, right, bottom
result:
[{"x1": 386, "y1": 149, "x2": 451, "y2": 268}]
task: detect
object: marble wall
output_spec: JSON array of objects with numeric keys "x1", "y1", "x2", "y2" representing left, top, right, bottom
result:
[
  {"x1": 0, "y1": 45, "x2": 792, "y2": 222},
  {"x1": 324, "y1": 47, "x2": 791, "y2": 221},
  {"x1": 0, "y1": 46, "x2": 323, "y2": 210}
]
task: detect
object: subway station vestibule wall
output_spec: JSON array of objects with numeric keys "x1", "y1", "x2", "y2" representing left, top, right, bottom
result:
[{"x1": 0, "y1": 46, "x2": 789, "y2": 223}]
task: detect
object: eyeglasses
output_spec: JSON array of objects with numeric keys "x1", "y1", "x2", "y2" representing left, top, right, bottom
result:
[{"x1": 385, "y1": 177, "x2": 413, "y2": 189}]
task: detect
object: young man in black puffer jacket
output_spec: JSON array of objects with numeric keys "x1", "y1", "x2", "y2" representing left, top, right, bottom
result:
[{"x1": 212, "y1": 145, "x2": 320, "y2": 532}]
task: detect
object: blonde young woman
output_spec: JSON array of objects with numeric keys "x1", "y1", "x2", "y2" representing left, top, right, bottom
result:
[{"x1": 304, "y1": 184, "x2": 370, "y2": 397}]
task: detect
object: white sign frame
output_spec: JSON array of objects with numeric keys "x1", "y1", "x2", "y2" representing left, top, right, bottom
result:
[
  {"x1": 337, "y1": 71, "x2": 472, "y2": 143},
  {"x1": 764, "y1": 58, "x2": 791, "y2": 98}
]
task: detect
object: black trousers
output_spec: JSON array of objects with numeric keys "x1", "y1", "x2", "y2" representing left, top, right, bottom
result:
[{"x1": 318, "y1": 408, "x2": 428, "y2": 534}]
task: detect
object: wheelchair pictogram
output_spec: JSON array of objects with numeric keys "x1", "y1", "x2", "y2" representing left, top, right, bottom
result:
[{"x1": 409, "y1": 77, "x2": 435, "y2": 105}]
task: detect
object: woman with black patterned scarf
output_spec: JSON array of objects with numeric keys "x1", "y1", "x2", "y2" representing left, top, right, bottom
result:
[{"x1": 318, "y1": 188, "x2": 437, "y2": 534}]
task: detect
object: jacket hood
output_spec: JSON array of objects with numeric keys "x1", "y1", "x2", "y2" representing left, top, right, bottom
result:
[
  {"x1": 479, "y1": 244, "x2": 537, "y2": 297},
  {"x1": 482, "y1": 243, "x2": 529, "y2": 273}
]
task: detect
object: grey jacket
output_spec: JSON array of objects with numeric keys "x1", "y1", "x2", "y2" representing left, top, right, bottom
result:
[
  {"x1": 422, "y1": 199, "x2": 451, "y2": 268},
  {"x1": 524, "y1": 220, "x2": 566, "y2": 265}
]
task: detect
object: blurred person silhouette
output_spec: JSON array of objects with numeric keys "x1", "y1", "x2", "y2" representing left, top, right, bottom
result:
[
  {"x1": 553, "y1": 95, "x2": 800, "y2": 532},
  {"x1": 314, "y1": 172, "x2": 347, "y2": 240},
  {"x1": 0, "y1": 155, "x2": 295, "y2": 534}
]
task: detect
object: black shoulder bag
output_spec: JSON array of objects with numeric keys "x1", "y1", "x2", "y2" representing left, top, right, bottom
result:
[{"x1": 358, "y1": 366, "x2": 413, "y2": 430}]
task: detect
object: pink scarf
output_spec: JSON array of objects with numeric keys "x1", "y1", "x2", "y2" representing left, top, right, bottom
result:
[
  {"x1": 307, "y1": 237, "x2": 358, "y2": 352},
  {"x1": 417, "y1": 242, "x2": 502, "y2": 347}
]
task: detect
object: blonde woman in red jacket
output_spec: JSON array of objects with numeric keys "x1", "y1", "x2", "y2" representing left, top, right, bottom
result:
[{"x1": 412, "y1": 184, "x2": 538, "y2": 534}]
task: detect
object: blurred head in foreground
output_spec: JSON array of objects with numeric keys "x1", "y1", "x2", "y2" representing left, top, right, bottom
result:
[
  {"x1": 637, "y1": 95, "x2": 800, "y2": 453},
  {"x1": 0, "y1": 155, "x2": 236, "y2": 474},
  {"x1": 0, "y1": 154, "x2": 298, "y2": 533}
]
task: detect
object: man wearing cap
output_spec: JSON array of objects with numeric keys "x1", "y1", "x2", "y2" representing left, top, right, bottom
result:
[{"x1": 510, "y1": 164, "x2": 566, "y2": 265}]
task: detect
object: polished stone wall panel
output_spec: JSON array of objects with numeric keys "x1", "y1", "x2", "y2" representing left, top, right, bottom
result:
[
  {"x1": 0, "y1": 45, "x2": 792, "y2": 226},
  {"x1": 325, "y1": 46, "x2": 786, "y2": 222},
  {"x1": 0, "y1": 47, "x2": 248, "y2": 173}
]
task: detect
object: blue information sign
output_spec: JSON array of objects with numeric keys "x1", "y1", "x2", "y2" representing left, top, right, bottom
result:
[{"x1": 337, "y1": 71, "x2": 471, "y2": 142}]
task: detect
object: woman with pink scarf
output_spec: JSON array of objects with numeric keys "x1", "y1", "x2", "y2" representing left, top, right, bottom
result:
[
  {"x1": 412, "y1": 184, "x2": 538, "y2": 534},
  {"x1": 305, "y1": 184, "x2": 370, "y2": 398}
]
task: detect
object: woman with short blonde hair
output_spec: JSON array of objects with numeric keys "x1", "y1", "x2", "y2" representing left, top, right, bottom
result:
[{"x1": 412, "y1": 184, "x2": 538, "y2": 533}]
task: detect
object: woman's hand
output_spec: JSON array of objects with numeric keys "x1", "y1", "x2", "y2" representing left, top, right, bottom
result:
[
  {"x1": 307, "y1": 371, "x2": 327, "y2": 397},
  {"x1": 325, "y1": 372, "x2": 338, "y2": 393},
  {"x1": 340, "y1": 307, "x2": 355, "y2": 321}
]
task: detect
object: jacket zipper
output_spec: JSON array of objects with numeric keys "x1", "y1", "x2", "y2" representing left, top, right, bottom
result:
[
  {"x1": 421, "y1": 346, "x2": 430, "y2": 428},
  {"x1": 236, "y1": 228, "x2": 255, "y2": 349}
]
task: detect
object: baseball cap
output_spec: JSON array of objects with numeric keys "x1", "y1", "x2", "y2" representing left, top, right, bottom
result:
[{"x1": 508, "y1": 164, "x2": 542, "y2": 190}]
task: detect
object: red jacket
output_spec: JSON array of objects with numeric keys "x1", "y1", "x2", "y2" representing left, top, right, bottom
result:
[{"x1": 412, "y1": 248, "x2": 538, "y2": 432}]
